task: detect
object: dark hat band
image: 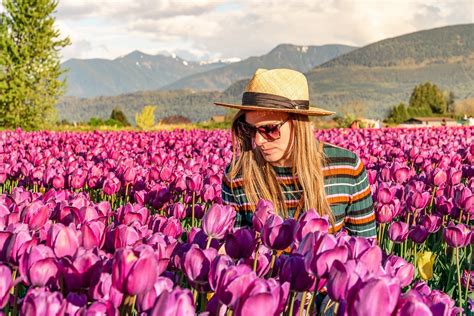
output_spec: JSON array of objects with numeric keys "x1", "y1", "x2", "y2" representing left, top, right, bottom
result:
[{"x1": 242, "y1": 92, "x2": 309, "y2": 110}]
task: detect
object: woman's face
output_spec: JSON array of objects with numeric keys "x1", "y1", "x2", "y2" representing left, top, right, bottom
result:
[{"x1": 244, "y1": 111, "x2": 294, "y2": 167}]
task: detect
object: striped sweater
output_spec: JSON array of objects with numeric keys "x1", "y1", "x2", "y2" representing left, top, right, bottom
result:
[{"x1": 221, "y1": 142, "x2": 376, "y2": 238}]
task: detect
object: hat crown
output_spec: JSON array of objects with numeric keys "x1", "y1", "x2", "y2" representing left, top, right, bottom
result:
[{"x1": 245, "y1": 68, "x2": 309, "y2": 101}]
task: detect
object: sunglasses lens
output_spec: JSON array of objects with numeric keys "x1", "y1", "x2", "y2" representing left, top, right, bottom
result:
[{"x1": 258, "y1": 125, "x2": 280, "y2": 140}]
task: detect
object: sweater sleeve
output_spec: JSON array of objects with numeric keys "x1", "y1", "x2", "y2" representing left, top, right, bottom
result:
[{"x1": 345, "y1": 156, "x2": 377, "y2": 238}]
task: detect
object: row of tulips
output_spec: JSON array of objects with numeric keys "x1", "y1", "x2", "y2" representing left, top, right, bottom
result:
[
  {"x1": 0, "y1": 186, "x2": 466, "y2": 315},
  {"x1": 0, "y1": 126, "x2": 472, "y2": 314}
]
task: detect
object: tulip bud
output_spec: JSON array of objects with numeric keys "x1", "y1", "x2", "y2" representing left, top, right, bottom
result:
[
  {"x1": 252, "y1": 199, "x2": 275, "y2": 232},
  {"x1": 224, "y1": 227, "x2": 256, "y2": 259},
  {"x1": 21, "y1": 288, "x2": 67, "y2": 316},
  {"x1": 151, "y1": 287, "x2": 195, "y2": 315},
  {"x1": 47, "y1": 223, "x2": 80, "y2": 258}
]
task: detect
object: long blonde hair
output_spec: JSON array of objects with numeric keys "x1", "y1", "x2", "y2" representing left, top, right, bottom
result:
[{"x1": 227, "y1": 110, "x2": 334, "y2": 224}]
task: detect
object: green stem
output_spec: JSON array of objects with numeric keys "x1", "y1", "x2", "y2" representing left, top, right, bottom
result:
[
  {"x1": 192, "y1": 192, "x2": 196, "y2": 227},
  {"x1": 253, "y1": 244, "x2": 260, "y2": 272},
  {"x1": 456, "y1": 247, "x2": 462, "y2": 309},
  {"x1": 428, "y1": 186, "x2": 437, "y2": 214},
  {"x1": 305, "y1": 289, "x2": 317, "y2": 316},
  {"x1": 268, "y1": 252, "x2": 276, "y2": 277},
  {"x1": 206, "y1": 236, "x2": 213, "y2": 249},
  {"x1": 288, "y1": 291, "x2": 297, "y2": 316},
  {"x1": 298, "y1": 291, "x2": 307, "y2": 316},
  {"x1": 465, "y1": 245, "x2": 473, "y2": 302}
]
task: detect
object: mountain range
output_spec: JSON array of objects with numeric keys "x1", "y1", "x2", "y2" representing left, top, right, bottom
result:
[
  {"x1": 57, "y1": 23, "x2": 474, "y2": 124},
  {"x1": 62, "y1": 44, "x2": 356, "y2": 98}
]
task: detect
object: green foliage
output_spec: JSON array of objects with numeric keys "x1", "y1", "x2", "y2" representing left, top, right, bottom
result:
[
  {"x1": 446, "y1": 91, "x2": 456, "y2": 113},
  {"x1": 0, "y1": 0, "x2": 71, "y2": 129},
  {"x1": 88, "y1": 117, "x2": 124, "y2": 127},
  {"x1": 110, "y1": 107, "x2": 130, "y2": 126},
  {"x1": 135, "y1": 105, "x2": 156, "y2": 130},
  {"x1": 409, "y1": 82, "x2": 447, "y2": 114}
]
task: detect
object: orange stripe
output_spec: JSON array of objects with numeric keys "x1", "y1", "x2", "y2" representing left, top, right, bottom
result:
[
  {"x1": 345, "y1": 212, "x2": 375, "y2": 225},
  {"x1": 351, "y1": 186, "x2": 372, "y2": 202},
  {"x1": 327, "y1": 196, "x2": 350, "y2": 204}
]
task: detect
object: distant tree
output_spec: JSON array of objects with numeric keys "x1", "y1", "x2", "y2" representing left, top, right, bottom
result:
[
  {"x1": 446, "y1": 91, "x2": 456, "y2": 113},
  {"x1": 409, "y1": 82, "x2": 447, "y2": 114},
  {"x1": 160, "y1": 115, "x2": 192, "y2": 125},
  {"x1": 110, "y1": 107, "x2": 130, "y2": 126},
  {"x1": 0, "y1": 0, "x2": 71, "y2": 129},
  {"x1": 386, "y1": 103, "x2": 410, "y2": 123},
  {"x1": 135, "y1": 105, "x2": 156, "y2": 130}
]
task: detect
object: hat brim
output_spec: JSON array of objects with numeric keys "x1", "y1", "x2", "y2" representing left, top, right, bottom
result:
[{"x1": 214, "y1": 102, "x2": 335, "y2": 116}]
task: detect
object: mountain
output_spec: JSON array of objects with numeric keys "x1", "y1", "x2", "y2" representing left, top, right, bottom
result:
[
  {"x1": 57, "y1": 24, "x2": 474, "y2": 123},
  {"x1": 160, "y1": 44, "x2": 357, "y2": 91},
  {"x1": 61, "y1": 51, "x2": 228, "y2": 97},
  {"x1": 304, "y1": 23, "x2": 474, "y2": 117}
]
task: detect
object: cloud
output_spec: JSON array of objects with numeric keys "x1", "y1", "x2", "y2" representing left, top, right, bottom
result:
[{"x1": 4, "y1": 0, "x2": 472, "y2": 61}]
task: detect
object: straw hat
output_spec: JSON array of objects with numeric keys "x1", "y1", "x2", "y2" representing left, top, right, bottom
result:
[{"x1": 214, "y1": 68, "x2": 335, "y2": 116}]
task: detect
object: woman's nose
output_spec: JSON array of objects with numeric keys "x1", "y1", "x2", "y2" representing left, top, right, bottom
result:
[{"x1": 254, "y1": 131, "x2": 267, "y2": 147}]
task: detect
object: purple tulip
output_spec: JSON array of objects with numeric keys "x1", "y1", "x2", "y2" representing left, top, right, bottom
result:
[
  {"x1": 261, "y1": 214, "x2": 296, "y2": 250},
  {"x1": 388, "y1": 222, "x2": 409, "y2": 243},
  {"x1": 46, "y1": 223, "x2": 80, "y2": 258},
  {"x1": 149, "y1": 215, "x2": 183, "y2": 239},
  {"x1": 224, "y1": 227, "x2": 256, "y2": 259},
  {"x1": 215, "y1": 264, "x2": 257, "y2": 307},
  {"x1": 383, "y1": 256, "x2": 414, "y2": 288},
  {"x1": 112, "y1": 224, "x2": 141, "y2": 249},
  {"x1": 112, "y1": 245, "x2": 159, "y2": 295},
  {"x1": 252, "y1": 199, "x2": 275, "y2": 232},
  {"x1": 117, "y1": 203, "x2": 149, "y2": 226},
  {"x1": 19, "y1": 245, "x2": 59, "y2": 287},
  {"x1": 394, "y1": 292, "x2": 432, "y2": 316},
  {"x1": 295, "y1": 208, "x2": 329, "y2": 243},
  {"x1": 279, "y1": 254, "x2": 315, "y2": 291},
  {"x1": 235, "y1": 278, "x2": 289, "y2": 316},
  {"x1": 62, "y1": 248, "x2": 102, "y2": 291},
  {"x1": 347, "y1": 276, "x2": 400, "y2": 316},
  {"x1": 375, "y1": 200, "x2": 400, "y2": 223},
  {"x1": 137, "y1": 277, "x2": 174, "y2": 313},
  {"x1": 431, "y1": 168, "x2": 447, "y2": 186},
  {"x1": 186, "y1": 174, "x2": 203, "y2": 192},
  {"x1": 88, "y1": 273, "x2": 123, "y2": 308},
  {"x1": 0, "y1": 264, "x2": 12, "y2": 308},
  {"x1": 20, "y1": 200, "x2": 51, "y2": 230},
  {"x1": 409, "y1": 191, "x2": 430, "y2": 210},
  {"x1": 408, "y1": 225, "x2": 430, "y2": 244},
  {"x1": 327, "y1": 260, "x2": 360, "y2": 301},
  {"x1": 202, "y1": 204, "x2": 236, "y2": 240},
  {"x1": 376, "y1": 185, "x2": 394, "y2": 204},
  {"x1": 81, "y1": 220, "x2": 106, "y2": 249},
  {"x1": 443, "y1": 222, "x2": 471, "y2": 248},
  {"x1": 183, "y1": 245, "x2": 217, "y2": 289},
  {"x1": 21, "y1": 288, "x2": 66, "y2": 316},
  {"x1": 151, "y1": 287, "x2": 195, "y2": 316},
  {"x1": 420, "y1": 215, "x2": 442, "y2": 233},
  {"x1": 208, "y1": 255, "x2": 234, "y2": 291},
  {"x1": 168, "y1": 203, "x2": 186, "y2": 220},
  {"x1": 65, "y1": 292, "x2": 88, "y2": 315}
]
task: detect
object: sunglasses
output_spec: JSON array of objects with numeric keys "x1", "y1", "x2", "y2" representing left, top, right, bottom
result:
[{"x1": 237, "y1": 116, "x2": 291, "y2": 141}]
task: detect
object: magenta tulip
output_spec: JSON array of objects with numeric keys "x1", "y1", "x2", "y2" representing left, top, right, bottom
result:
[
  {"x1": 443, "y1": 222, "x2": 471, "y2": 248},
  {"x1": 150, "y1": 287, "x2": 195, "y2": 316},
  {"x1": 261, "y1": 214, "x2": 296, "y2": 250},
  {"x1": 137, "y1": 277, "x2": 174, "y2": 313},
  {"x1": 235, "y1": 278, "x2": 289, "y2": 316},
  {"x1": 388, "y1": 222, "x2": 409, "y2": 243},
  {"x1": 0, "y1": 264, "x2": 12, "y2": 308},
  {"x1": 19, "y1": 245, "x2": 59, "y2": 287},
  {"x1": 202, "y1": 204, "x2": 236, "y2": 240},
  {"x1": 252, "y1": 199, "x2": 275, "y2": 232},
  {"x1": 112, "y1": 245, "x2": 159, "y2": 295},
  {"x1": 21, "y1": 288, "x2": 66, "y2": 316}
]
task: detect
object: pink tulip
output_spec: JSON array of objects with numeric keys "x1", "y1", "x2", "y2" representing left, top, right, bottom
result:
[
  {"x1": 202, "y1": 204, "x2": 236, "y2": 240},
  {"x1": 388, "y1": 222, "x2": 409, "y2": 243},
  {"x1": 0, "y1": 264, "x2": 12, "y2": 308},
  {"x1": 21, "y1": 288, "x2": 67, "y2": 316},
  {"x1": 137, "y1": 277, "x2": 174, "y2": 313},
  {"x1": 252, "y1": 199, "x2": 275, "y2": 232},
  {"x1": 443, "y1": 222, "x2": 471, "y2": 248},
  {"x1": 112, "y1": 245, "x2": 158, "y2": 295},
  {"x1": 150, "y1": 287, "x2": 195, "y2": 316},
  {"x1": 19, "y1": 245, "x2": 59, "y2": 287},
  {"x1": 47, "y1": 223, "x2": 80, "y2": 258}
]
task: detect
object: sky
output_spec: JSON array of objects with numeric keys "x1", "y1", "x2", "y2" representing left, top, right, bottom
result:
[{"x1": 2, "y1": 0, "x2": 474, "y2": 62}]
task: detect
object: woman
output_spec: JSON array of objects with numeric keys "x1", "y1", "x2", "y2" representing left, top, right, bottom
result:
[{"x1": 215, "y1": 68, "x2": 376, "y2": 238}]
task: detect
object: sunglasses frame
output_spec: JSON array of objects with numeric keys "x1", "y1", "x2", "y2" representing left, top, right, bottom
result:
[{"x1": 237, "y1": 116, "x2": 291, "y2": 141}]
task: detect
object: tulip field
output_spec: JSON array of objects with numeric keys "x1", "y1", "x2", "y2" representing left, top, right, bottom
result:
[{"x1": 0, "y1": 126, "x2": 473, "y2": 315}]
